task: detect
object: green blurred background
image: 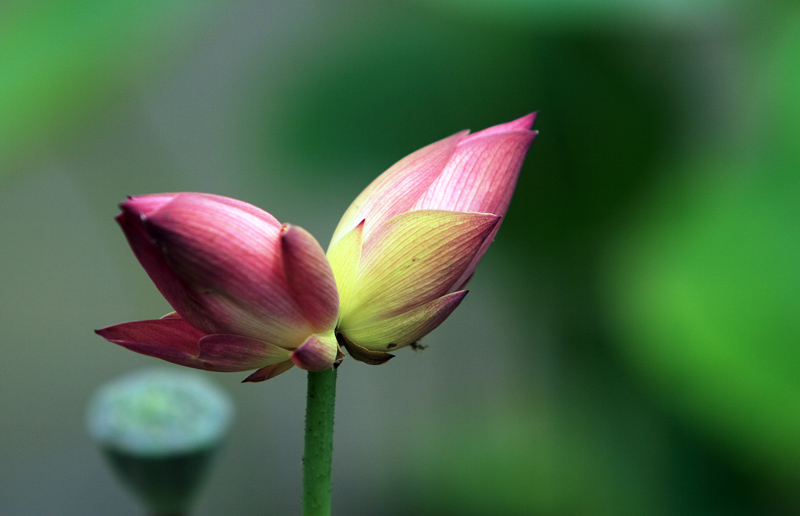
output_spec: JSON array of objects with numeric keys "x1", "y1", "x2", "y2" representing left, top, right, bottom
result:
[{"x1": 2, "y1": 0, "x2": 798, "y2": 514}]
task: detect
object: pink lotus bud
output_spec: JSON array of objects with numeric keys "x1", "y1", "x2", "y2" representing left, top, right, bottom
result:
[
  {"x1": 96, "y1": 193, "x2": 341, "y2": 382},
  {"x1": 328, "y1": 115, "x2": 537, "y2": 363}
]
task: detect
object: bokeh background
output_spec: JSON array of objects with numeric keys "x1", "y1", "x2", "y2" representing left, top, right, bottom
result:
[{"x1": 2, "y1": 0, "x2": 799, "y2": 514}]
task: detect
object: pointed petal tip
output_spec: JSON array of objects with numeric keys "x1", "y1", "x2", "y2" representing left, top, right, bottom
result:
[
  {"x1": 118, "y1": 193, "x2": 179, "y2": 218},
  {"x1": 241, "y1": 361, "x2": 295, "y2": 382},
  {"x1": 451, "y1": 289, "x2": 469, "y2": 300},
  {"x1": 464, "y1": 113, "x2": 538, "y2": 142},
  {"x1": 518, "y1": 112, "x2": 538, "y2": 129},
  {"x1": 510, "y1": 112, "x2": 538, "y2": 130}
]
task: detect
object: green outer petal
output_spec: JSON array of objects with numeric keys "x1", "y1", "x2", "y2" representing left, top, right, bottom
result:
[
  {"x1": 341, "y1": 290, "x2": 468, "y2": 351},
  {"x1": 343, "y1": 210, "x2": 498, "y2": 328},
  {"x1": 326, "y1": 220, "x2": 364, "y2": 323}
]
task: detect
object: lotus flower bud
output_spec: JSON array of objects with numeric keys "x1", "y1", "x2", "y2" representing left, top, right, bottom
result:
[
  {"x1": 96, "y1": 193, "x2": 341, "y2": 382},
  {"x1": 328, "y1": 114, "x2": 537, "y2": 363}
]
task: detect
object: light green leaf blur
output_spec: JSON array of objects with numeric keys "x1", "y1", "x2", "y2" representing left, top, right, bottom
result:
[
  {"x1": 0, "y1": 0, "x2": 217, "y2": 174},
  {"x1": 604, "y1": 3, "x2": 800, "y2": 486}
]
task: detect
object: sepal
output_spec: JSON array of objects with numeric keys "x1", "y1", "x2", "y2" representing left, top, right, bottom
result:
[
  {"x1": 337, "y1": 332, "x2": 394, "y2": 365},
  {"x1": 291, "y1": 331, "x2": 339, "y2": 371}
]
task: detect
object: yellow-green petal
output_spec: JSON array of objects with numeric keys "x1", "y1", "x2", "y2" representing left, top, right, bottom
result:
[
  {"x1": 341, "y1": 210, "x2": 498, "y2": 328},
  {"x1": 340, "y1": 290, "x2": 468, "y2": 351},
  {"x1": 326, "y1": 220, "x2": 363, "y2": 322}
]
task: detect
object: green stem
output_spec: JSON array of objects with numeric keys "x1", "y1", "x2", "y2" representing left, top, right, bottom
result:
[{"x1": 303, "y1": 368, "x2": 337, "y2": 516}]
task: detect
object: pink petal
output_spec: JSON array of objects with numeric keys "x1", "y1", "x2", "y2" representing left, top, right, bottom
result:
[
  {"x1": 414, "y1": 116, "x2": 537, "y2": 288},
  {"x1": 96, "y1": 317, "x2": 205, "y2": 356},
  {"x1": 123, "y1": 192, "x2": 281, "y2": 228},
  {"x1": 413, "y1": 124, "x2": 536, "y2": 216},
  {"x1": 196, "y1": 334, "x2": 292, "y2": 371},
  {"x1": 116, "y1": 205, "x2": 198, "y2": 328},
  {"x1": 330, "y1": 131, "x2": 467, "y2": 246},
  {"x1": 96, "y1": 318, "x2": 209, "y2": 370},
  {"x1": 280, "y1": 224, "x2": 339, "y2": 332},
  {"x1": 124, "y1": 193, "x2": 312, "y2": 345},
  {"x1": 96, "y1": 317, "x2": 292, "y2": 372}
]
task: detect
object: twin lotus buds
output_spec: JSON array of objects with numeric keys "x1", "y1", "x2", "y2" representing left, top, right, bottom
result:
[{"x1": 96, "y1": 114, "x2": 537, "y2": 381}]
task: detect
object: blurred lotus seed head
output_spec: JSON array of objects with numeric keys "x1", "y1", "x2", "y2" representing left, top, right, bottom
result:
[
  {"x1": 86, "y1": 368, "x2": 235, "y2": 514},
  {"x1": 86, "y1": 368, "x2": 234, "y2": 456}
]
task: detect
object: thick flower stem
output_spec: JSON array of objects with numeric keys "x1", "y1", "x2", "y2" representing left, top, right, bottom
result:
[{"x1": 303, "y1": 368, "x2": 337, "y2": 516}]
